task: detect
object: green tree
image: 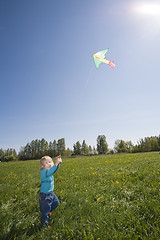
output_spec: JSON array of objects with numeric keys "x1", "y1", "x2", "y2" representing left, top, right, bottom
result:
[
  {"x1": 150, "y1": 137, "x2": 159, "y2": 151},
  {"x1": 35, "y1": 139, "x2": 41, "y2": 159},
  {"x1": 134, "y1": 136, "x2": 160, "y2": 153},
  {"x1": 125, "y1": 141, "x2": 134, "y2": 153},
  {"x1": 114, "y1": 140, "x2": 126, "y2": 153},
  {"x1": 88, "y1": 145, "x2": 93, "y2": 155},
  {"x1": 48, "y1": 141, "x2": 53, "y2": 157},
  {"x1": 93, "y1": 146, "x2": 97, "y2": 155},
  {"x1": 53, "y1": 140, "x2": 57, "y2": 157},
  {"x1": 97, "y1": 135, "x2": 108, "y2": 154},
  {"x1": 81, "y1": 140, "x2": 89, "y2": 155},
  {"x1": 64, "y1": 148, "x2": 73, "y2": 157},
  {"x1": 40, "y1": 138, "x2": 47, "y2": 155},
  {"x1": 0, "y1": 148, "x2": 17, "y2": 161},
  {"x1": 0, "y1": 149, "x2": 4, "y2": 161},
  {"x1": 73, "y1": 141, "x2": 81, "y2": 155},
  {"x1": 143, "y1": 138, "x2": 152, "y2": 152},
  {"x1": 57, "y1": 138, "x2": 65, "y2": 155},
  {"x1": 4, "y1": 155, "x2": 17, "y2": 162},
  {"x1": 25, "y1": 143, "x2": 32, "y2": 159},
  {"x1": 157, "y1": 135, "x2": 160, "y2": 148},
  {"x1": 30, "y1": 140, "x2": 36, "y2": 159}
]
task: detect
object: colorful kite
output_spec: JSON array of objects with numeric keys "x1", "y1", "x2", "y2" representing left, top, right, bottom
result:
[{"x1": 93, "y1": 49, "x2": 115, "y2": 69}]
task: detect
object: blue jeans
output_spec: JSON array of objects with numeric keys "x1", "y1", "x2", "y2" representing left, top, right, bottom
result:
[{"x1": 39, "y1": 192, "x2": 59, "y2": 227}]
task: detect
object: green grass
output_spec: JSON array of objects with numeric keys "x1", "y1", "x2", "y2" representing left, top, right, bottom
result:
[{"x1": 0, "y1": 152, "x2": 160, "y2": 239}]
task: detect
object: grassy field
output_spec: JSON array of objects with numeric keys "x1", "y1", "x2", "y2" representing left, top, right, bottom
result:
[{"x1": 0, "y1": 152, "x2": 160, "y2": 240}]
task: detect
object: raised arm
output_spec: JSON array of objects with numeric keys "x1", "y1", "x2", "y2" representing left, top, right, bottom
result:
[{"x1": 46, "y1": 155, "x2": 61, "y2": 176}]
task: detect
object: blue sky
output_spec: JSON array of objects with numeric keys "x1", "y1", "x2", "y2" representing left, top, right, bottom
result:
[{"x1": 1, "y1": 0, "x2": 160, "y2": 152}]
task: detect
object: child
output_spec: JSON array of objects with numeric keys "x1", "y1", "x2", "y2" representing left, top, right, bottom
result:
[{"x1": 39, "y1": 155, "x2": 62, "y2": 229}]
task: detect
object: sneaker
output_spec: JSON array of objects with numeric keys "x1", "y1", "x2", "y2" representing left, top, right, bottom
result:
[{"x1": 40, "y1": 221, "x2": 51, "y2": 229}]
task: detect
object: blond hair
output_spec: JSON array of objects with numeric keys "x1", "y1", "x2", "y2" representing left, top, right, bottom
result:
[{"x1": 40, "y1": 156, "x2": 53, "y2": 170}]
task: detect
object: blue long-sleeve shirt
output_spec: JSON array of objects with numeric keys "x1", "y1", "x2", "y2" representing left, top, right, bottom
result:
[{"x1": 40, "y1": 164, "x2": 60, "y2": 194}]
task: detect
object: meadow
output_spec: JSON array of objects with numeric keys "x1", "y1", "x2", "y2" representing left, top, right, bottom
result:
[{"x1": 0, "y1": 152, "x2": 160, "y2": 240}]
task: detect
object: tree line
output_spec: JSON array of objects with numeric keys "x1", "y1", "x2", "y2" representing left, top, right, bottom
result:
[
  {"x1": 0, "y1": 135, "x2": 160, "y2": 162},
  {"x1": 18, "y1": 138, "x2": 66, "y2": 160},
  {"x1": 0, "y1": 148, "x2": 17, "y2": 162}
]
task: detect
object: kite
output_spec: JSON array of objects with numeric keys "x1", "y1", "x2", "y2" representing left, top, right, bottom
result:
[{"x1": 93, "y1": 49, "x2": 115, "y2": 69}]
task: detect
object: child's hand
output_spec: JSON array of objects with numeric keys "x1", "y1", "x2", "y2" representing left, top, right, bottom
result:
[
  {"x1": 55, "y1": 155, "x2": 62, "y2": 166},
  {"x1": 56, "y1": 155, "x2": 61, "y2": 160}
]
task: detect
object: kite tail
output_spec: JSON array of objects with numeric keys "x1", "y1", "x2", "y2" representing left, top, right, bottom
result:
[{"x1": 108, "y1": 61, "x2": 116, "y2": 69}]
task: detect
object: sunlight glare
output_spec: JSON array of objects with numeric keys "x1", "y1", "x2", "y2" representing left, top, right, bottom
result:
[
  {"x1": 131, "y1": 1, "x2": 160, "y2": 38},
  {"x1": 134, "y1": 2, "x2": 160, "y2": 17}
]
